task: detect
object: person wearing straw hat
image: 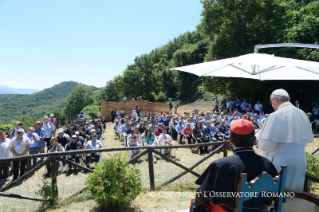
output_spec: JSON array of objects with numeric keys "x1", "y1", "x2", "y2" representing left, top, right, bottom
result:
[
  {"x1": 257, "y1": 88, "x2": 313, "y2": 192},
  {"x1": 191, "y1": 119, "x2": 278, "y2": 212}
]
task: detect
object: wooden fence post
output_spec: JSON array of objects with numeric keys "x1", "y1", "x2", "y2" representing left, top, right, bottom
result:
[
  {"x1": 223, "y1": 143, "x2": 228, "y2": 158},
  {"x1": 148, "y1": 148, "x2": 155, "y2": 191},
  {"x1": 51, "y1": 157, "x2": 58, "y2": 197}
]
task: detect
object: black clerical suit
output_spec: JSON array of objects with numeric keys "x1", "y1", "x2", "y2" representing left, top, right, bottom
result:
[{"x1": 191, "y1": 147, "x2": 278, "y2": 212}]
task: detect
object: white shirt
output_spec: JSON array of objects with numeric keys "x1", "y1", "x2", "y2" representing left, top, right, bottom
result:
[
  {"x1": 158, "y1": 134, "x2": 172, "y2": 145},
  {"x1": 85, "y1": 140, "x2": 103, "y2": 149},
  {"x1": 257, "y1": 102, "x2": 313, "y2": 191},
  {"x1": 0, "y1": 139, "x2": 11, "y2": 158},
  {"x1": 42, "y1": 121, "x2": 52, "y2": 138},
  {"x1": 9, "y1": 137, "x2": 30, "y2": 157}
]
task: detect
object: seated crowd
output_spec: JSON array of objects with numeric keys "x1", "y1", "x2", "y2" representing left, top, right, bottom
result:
[
  {"x1": 113, "y1": 101, "x2": 268, "y2": 160},
  {"x1": 0, "y1": 115, "x2": 106, "y2": 183}
]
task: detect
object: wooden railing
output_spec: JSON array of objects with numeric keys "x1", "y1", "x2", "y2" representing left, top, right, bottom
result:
[
  {"x1": 0, "y1": 141, "x2": 230, "y2": 202},
  {"x1": 1, "y1": 140, "x2": 319, "y2": 208}
]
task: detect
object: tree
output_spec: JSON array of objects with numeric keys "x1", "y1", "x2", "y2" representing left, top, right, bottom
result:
[{"x1": 64, "y1": 84, "x2": 95, "y2": 122}]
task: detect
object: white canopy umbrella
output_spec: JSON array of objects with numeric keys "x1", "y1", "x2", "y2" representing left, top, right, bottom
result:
[{"x1": 171, "y1": 52, "x2": 319, "y2": 81}]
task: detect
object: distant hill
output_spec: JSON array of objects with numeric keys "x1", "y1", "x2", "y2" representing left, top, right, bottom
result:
[
  {"x1": 0, "y1": 81, "x2": 93, "y2": 122},
  {"x1": 0, "y1": 85, "x2": 40, "y2": 94}
]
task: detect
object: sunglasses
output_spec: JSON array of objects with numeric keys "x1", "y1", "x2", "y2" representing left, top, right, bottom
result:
[{"x1": 17, "y1": 132, "x2": 23, "y2": 135}]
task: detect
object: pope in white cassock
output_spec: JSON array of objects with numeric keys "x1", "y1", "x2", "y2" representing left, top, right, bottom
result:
[{"x1": 256, "y1": 88, "x2": 313, "y2": 192}]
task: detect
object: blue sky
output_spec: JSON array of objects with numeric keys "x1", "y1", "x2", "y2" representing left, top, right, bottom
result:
[{"x1": 0, "y1": 0, "x2": 203, "y2": 90}]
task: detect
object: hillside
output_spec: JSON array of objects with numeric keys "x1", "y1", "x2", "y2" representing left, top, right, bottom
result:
[{"x1": 0, "y1": 81, "x2": 81, "y2": 122}]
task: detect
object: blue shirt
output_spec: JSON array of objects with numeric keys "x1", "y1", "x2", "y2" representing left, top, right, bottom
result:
[
  {"x1": 34, "y1": 128, "x2": 46, "y2": 147},
  {"x1": 26, "y1": 132, "x2": 40, "y2": 148},
  {"x1": 121, "y1": 124, "x2": 128, "y2": 132},
  {"x1": 205, "y1": 126, "x2": 217, "y2": 136},
  {"x1": 176, "y1": 124, "x2": 184, "y2": 132},
  {"x1": 78, "y1": 114, "x2": 84, "y2": 120}
]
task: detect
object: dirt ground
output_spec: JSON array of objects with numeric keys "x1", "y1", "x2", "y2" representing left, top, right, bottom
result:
[{"x1": 0, "y1": 103, "x2": 318, "y2": 212}]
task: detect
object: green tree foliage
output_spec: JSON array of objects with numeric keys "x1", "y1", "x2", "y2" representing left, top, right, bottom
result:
[
  {"x1": 200, "y1": 0, "x2": 319, "y2": 107},
  {"x1": 64, "y1": 85, "x2": 95, "y2": 122},
  {"x1": 82, "y1": 105, "x2": 100, "y2": 119}
]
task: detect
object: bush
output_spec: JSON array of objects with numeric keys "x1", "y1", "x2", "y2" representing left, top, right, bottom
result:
[
  {"x1": 156, "y1": 91, "x2": 167, "y2": 102},
  {"x1": 85, "y1": 153, "x2": 142, "y2": 211},
  {"x1": 306, "y1": 152, "x2": 319, "y2": 192},
  {"x1": 145, "y1": 92, "x2": 156, "y2": 102},
  {"x1": 36, "y1": 178, "x2": 58, "y2": 206},
  {"x1": 82, "y1": 105, "x2": 100, "y2": 119}
]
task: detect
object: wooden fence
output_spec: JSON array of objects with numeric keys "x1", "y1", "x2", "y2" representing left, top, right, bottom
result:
[
  {"x1": 0, "y1": 141, "x2": 229, "y2": 202},
  {"x1": 0, "y1": 141, "x2": 319, "y2": 208}
]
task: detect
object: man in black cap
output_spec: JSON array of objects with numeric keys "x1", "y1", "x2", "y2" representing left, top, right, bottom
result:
[{"x1": 190, "y1": 119, "x2": 278, "y2": 212}]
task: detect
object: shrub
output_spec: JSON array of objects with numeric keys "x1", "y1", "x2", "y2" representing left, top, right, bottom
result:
[
  {"x1": 85, "y1": 153, "x2": 142, "y2": 211},
  {"x1": 156, "y1": 91, "x2": 167, "y2": 102},
  {"x1": 306, "y1": 152, "x2": 319, "y2": 192},
  {"x1": 82, "y1": 105, "x2": 100, "y2": 119},
  {"x1": 36, "y1": 178, "x2": 58, "y2": 206}
]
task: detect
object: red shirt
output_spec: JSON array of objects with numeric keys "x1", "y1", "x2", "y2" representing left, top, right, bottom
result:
[
  {"x1": 183, "y1": 127, "x2": 193, "y2": 136},
  {"x1": 154, "y1": 128, "x2": 162, "y2": 136}
]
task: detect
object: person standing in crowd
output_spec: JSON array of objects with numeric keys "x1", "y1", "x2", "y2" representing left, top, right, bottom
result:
[
  {"x1": 78, "y1": 111, "x2": 85, "y2": 121},
  {"x1": 257, "y1": 88, "x2": 313, "y2": 191},
  {"x1": 42, "y1": 116, "x2": 53, "y2": 149},
  {"x1": 120, "y1": 108, "x2": 125, "y2": 118},
  {"x1": 8, "y1": 121, "x2": 25, "y2": 139},
  {"x1": 0, "y1": 130, "x2": 11, "y2": 182},
  {"x1": 111, "y1": 109, "x2": 116, "y2": 123},
  {"x1": 254, "y1": 100, "x2": 263, "y2": 115},
  {"x1": 9, "y1": 129, "x2": 30, "y2": 181},
  {"x1": 295, "y1": 100, "x2": 303, "y2": 111},
  {"x1": 214, "y1": 99, "x2": 219, "y2": 112},
  {"x1": 135, "y1": 105, "x2": 140, "y2": 117},
  {"x1": 173, "y1": 101, "x2": 179, "y2": 114},
  {"x1": 25, "y1": 127, "x2": 40, "y2": 172},
  {"x1": 49, "y1": 114, "x2": 57, "y2": 137},
  {"x1": 34, "y1": 121, "x2": 46, "y2": 161},
  {"x1": 45, "y1": 137, "x2": 64, "y2": 177},
  {"x1": 168, "y1": 102, "x2": 173, "y2": 113}
]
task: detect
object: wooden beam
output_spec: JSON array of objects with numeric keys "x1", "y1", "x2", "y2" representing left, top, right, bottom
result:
[
  {"x1": 148, "y1": 149, "x2": 155, "y2": 191},
  {"x1": 0, "y1": 158, "x2": 51, "y2": 192},
  {"x1": 162, "y1": 144, "x2": 224, "y2": 186},
  {"x1": 55, "y1": 157, "x2": 93, "y2": 173},
  {"x1": 152, "y1": 149, "x2": 200, "y2": 177},
  {"x1": 0, "y1": 192, "x2": 47, "y2": 202},
  {"x1": 126, "y1": 150, "x2": 148, "y2": 164},
  {"x1": 51, "y1": 157, "x2": 58, "y2": 197},
  {"x1": 285, "y1": 188, "x2": 319, "y2": 205},
  {"x1": 0, "y1": 141, "x2": 230, "y2": 163}
]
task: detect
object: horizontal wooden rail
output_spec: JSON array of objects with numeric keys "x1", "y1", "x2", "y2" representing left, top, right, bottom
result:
[
  {"x1": 0, "y1": 158, "x2": 51, "y2": 192},
  {"x1": 0, "y1": 141, "x2": 229, "y2": 163},
  {"x1": 0, "y1": 192, "x2": 47, "y2": 202}
]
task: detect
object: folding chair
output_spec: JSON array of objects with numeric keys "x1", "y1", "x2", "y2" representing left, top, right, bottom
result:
[{"x1": 234, "y1": 165, "x2": 287, "y2": 212}]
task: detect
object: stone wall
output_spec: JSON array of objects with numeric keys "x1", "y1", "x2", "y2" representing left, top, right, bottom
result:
[{"x1": 100, "y1": 100, "x2": 169, "y2": 121}]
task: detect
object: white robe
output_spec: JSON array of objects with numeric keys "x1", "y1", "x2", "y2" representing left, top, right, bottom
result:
[{"x1": 256, "y1": 102, "x2": 313, "y2": 191}]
